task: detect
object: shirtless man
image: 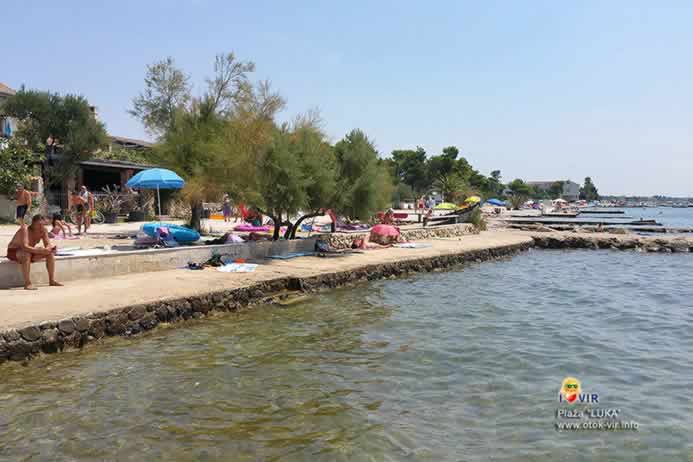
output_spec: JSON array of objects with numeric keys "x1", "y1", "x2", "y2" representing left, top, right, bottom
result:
[
  {"x1": 79, "y1": 186, "x2": 94, "y2": 232},
  {"x1": 6, "y1": 214, "x2": 63, "y2": 290},
  {"x1": 15, "y1": 184, "x2": 37, "y2": 225},
  {"x1": 70, "y1": 189, "x2": 86, "y2": 234}
]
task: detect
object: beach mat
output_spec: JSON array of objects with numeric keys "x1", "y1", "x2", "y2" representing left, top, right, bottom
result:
[
  {"x1": 217, "y1": 263, "x2": 258, "y2": 273},
  {"x1": 267, "y1": 252, "x2": 316, "y2": 260}
]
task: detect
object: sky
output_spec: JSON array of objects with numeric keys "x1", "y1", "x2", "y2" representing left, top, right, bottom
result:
[{"x1": 3, "y1": 1, "x2": 693, "y2": 196}]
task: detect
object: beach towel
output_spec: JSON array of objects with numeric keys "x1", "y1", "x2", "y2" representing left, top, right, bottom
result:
[
  {"x1": 49, "y1": 234, "x2": 80, "y2": 240},
  {"x1": 217, "y1": 263, "x2": 258, "y2": 273},
  {"x1": 267, "y1": 252, "x2": 315, "y2": 260},
  {"x1": 393, "y1": 243, "x2": 432, "y2": 249}
]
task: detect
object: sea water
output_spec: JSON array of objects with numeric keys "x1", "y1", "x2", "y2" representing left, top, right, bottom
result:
[{"x1": 1, "y1": 250, "x2": 692, "y2": 461}]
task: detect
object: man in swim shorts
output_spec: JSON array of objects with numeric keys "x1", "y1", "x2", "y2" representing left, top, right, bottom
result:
[
  {"x1": 6, "y1": 214, "x2": 63, "y2": 290},
  {"x1": 70, "y1": 188, "x2": 86, "y2": 234},
  {"x1": 15, "y1": 183, "x2": 36, "y2": 225}
]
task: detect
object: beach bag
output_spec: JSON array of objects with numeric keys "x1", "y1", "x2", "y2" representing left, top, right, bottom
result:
[{"x1": 315, "y1": 240, "x2": 331, "y2": 253}]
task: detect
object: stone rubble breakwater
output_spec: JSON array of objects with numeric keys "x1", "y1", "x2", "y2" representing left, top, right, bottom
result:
[
  {"x1": 321, "y1": 223, "x2": 478, "y2": 249},
  {"x1": 0, "y1": 238, "x2": 529, "y2": 365},
  {"x1": 530, "y1": 232, "x2": 693, "y2": 253}
]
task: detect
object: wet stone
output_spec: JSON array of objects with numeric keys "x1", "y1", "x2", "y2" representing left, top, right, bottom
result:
[
  {"x1": 3, "y1": 330, "x2": 21, "y2": 342},
  {"x1": 128, "y1": 305, "x2": 146, "y2": 321},
  {"x1": 125, "y1": 323, "x2": 143, "y2": 336},
  {"x1": 105, "y1": 313, "x2": 127, "y2": 335},
  {"x1": 74, "y1": 318, "x2": 91, "y2": 332},
  {"x1": 7, "y1": 339, "x2": 36, "y2": 361},
  {"x1": 39, "y1": 321, "x2": 57, "y2": 330},
  {"x1": 40, "y1": 328, "x2": 62, "y2": 354},
  {"x1": 88, "y1": 319, "x2": 106, "y2": 339},
  {"x1": 58, "y1": 319, "x2": 76, "y2": 335},
  {"x1": 140, "y1": 314, "x2": 159, "y2": 330},
  {"x1": 156, "y1": 306, "x2": 170, "y2": 322},
  {"x1": 18, "y1": 326, "x2": 41, "y2": 342}
]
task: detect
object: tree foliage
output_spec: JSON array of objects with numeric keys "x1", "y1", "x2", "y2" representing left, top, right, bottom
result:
[
  {"x1": 98, "y1": 147, "x2": 152, "y2": 165},
  {"x1": 391, "y1": 147, "x2": 428, "y2": 193},
  {"x1": 388, "y1": 144, "x2": 503, "y2": 200},
  {"x1": 434, "y1": 173, "x2": 467, "y2": 202},
  {"x1": 0, "y1": 138, "x2": 39, "y2": 195},
  {"x1": 507, "y1": 178, "x2": 531, "y2": 209},
  {"x1": 3, "y1": 89, "x2": 109, "y2": 185},
  {"x1": 549, "y1": 181, "x2": 564, "y2": 199},
  {"x1": 132, "y1": 52, "x2": 394, "y2": 236},
  {"x1": 129, "y1": 57, "x2": 192, "y2": 137},
  {"x1": 335, "y1": 130, "x2": 392, "y2": 220},
  {"x1": 580, "y1": 177, "x2": 599, "y2": 201},
  {"x1": 134, "y1": 53, "x2": 267, "y2": 231}
]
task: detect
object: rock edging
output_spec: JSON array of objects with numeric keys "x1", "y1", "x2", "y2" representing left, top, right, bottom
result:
[
  {"x1": 320, "y1": 223, "x2": 478, "y2": 250},
  {"x1": 531, "y1": 234, "x2": 693, "y2": 253},
  {"x1": 0, "y1": 240, "x2": 529, "y2": 365}
]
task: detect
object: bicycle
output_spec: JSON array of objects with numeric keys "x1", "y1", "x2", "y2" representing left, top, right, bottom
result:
[{"x1": 68, "y1": 208, "x2": 105, "y2": 226}]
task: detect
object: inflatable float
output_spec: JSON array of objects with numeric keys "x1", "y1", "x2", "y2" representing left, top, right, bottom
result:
[
  {"x1": 234, "y1": 224, "x2": 270, "y2": 232},
  {"x1": 141, "y1": 223, "x2": 200, "y2": 243}
]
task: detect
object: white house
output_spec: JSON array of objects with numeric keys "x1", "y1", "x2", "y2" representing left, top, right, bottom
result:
[{"x1": 0, "y1": 82, "x2": 18, "y2": 138}]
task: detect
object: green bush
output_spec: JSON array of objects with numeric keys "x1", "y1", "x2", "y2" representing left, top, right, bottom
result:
[{"x1": 467, "y1": 207, "x2": 487, "y2": 231}]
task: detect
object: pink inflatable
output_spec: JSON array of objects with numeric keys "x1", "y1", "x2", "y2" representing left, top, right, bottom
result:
[{"x1": 234, "y1": 224, "x2": 270, "y2": 232}]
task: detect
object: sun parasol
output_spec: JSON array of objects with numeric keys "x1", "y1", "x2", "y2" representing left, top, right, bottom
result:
[{"x1": 126, "y1": 168, "x2": 185, "y2": 222}]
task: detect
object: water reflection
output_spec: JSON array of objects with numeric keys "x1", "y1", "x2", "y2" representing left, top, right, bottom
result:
[{"x1": 2, "y1": 250, "x2": 693, "y2": 461}]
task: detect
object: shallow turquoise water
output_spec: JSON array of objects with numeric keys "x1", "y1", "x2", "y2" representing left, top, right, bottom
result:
[{"x1": 1, "y1": 250, "x2": 693, "y2": 461}]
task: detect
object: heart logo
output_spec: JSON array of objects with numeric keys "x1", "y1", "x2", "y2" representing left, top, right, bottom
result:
[{"x1": 566, "y1": 393, "x2": 577, "y2": 403}]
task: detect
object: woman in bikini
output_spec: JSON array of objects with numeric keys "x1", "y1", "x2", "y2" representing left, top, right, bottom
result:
[{"x1": 48, "y1": 213, "x2": 73, "y2": 238}]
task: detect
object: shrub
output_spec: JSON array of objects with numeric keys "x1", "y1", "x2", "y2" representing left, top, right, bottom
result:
[{"x1": 467, "y1": 207, "x2": 487, "y2": 231}]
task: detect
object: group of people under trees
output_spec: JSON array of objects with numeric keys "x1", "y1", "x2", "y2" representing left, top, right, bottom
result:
[{"x1": 6, "y1": 182, "x2": 97, "y2": 290}]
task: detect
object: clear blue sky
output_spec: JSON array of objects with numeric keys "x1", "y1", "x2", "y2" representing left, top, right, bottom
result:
[{"x1": 3, "y1": 1, "x2": 693, "y2": 196}]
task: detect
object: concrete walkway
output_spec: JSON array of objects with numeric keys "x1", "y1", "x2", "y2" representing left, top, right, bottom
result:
[{"x1": 0, "y1": 231, "x2": 532, "y2": 329}]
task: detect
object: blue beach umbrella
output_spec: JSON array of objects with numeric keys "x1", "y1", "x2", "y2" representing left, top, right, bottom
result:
[
  {"x1": 486, "y1": 198, "x2": 506, "y2": 206},
  {"x1": 126, "y1": 168, "x2": 185, "y2": 221}
]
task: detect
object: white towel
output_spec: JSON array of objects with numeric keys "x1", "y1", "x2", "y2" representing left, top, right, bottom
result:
[{"x1": 217, "y1": 263, "x2": 258, "y2": 273}]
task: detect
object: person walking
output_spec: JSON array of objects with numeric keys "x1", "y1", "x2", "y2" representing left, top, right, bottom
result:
[
  {"x1": 79, "y1": 186, "x2": 94, "y2": 232},
  {"x1": 70, "y1": 189, "x2": 87, "y2": 234},
  {"x1": 426, "y1": 196, "x2": 435, "y2": 210},
  {"x1": 222, "y1": 193, "x2": 232, "y2": 223}
]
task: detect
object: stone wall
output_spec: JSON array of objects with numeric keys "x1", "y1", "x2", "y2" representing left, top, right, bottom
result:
[
  {"x1": 0, "y1": 238, "x2": 318, "y2": 289},
  {"x1": 0, "y1": 195, "x2": 15, "y2": 222},
  {"x1": 531, "y1": 233, "x2": 693, "y2": 253},
  {"x1": 0, "y1": 239, "x2": 530, "y2": 365},
  {"x1": 319, "y1": 223, "x2": 478, "y2": 249}
]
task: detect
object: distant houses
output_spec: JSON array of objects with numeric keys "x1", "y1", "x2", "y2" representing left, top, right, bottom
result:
[
  {"x1": 527, "y1": 180, "x2": 580, "y2": 201},
  {"x1": 0, "y1": 82, "x2": 17, "y2": 138}
]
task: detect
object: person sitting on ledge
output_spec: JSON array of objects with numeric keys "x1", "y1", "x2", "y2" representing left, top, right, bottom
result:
[{"x1": 6, "y1": 214, "x2": 63, "y2": 290}]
